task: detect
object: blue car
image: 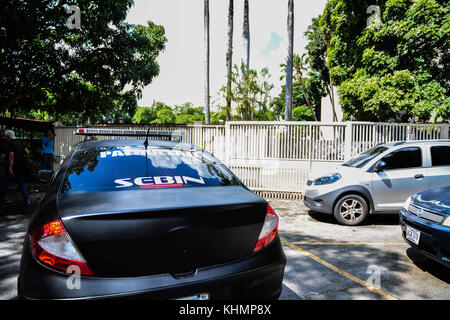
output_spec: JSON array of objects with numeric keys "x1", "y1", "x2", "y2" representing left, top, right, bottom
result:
[{"x1": 400, "y1": 186, "x2": 450, "y2": 267}]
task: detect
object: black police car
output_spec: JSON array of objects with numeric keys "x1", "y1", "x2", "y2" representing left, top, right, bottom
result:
[
  {"x1": 400, "y1": 186, "x2": 450, "y2": 267},
  {"x1": 18, "y1": 130, "x2": 286, "y2": 300}
]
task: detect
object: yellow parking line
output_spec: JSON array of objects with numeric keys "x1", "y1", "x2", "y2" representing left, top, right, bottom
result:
[
  {"x1": 291, "y1": 242, "x2": 407, "y2": 246},
  {"x1": 281, "y1": 238, "x2": 399, "y2": 300}
]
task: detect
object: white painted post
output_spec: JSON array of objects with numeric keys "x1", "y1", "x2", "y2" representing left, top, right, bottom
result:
[
  {"x1": 225, "y1": 121, "x2": 231, "y2": 166},
  {"x1": 344, "y1": 121, "x2": 353, "y2": 161},
  {"x1": 441, "y1": 123, "x2": 449, "y2": 139},
  {"x1": 406, "y1": 123, "x2": 411, "y2": 141},
  {"x1": 308, "y1": 124, "x2": 313, "y2": 170}
]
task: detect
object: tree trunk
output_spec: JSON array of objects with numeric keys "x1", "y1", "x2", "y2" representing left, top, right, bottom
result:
[
  {"x1": 226, "y1": 0, "x2": 234, "y2": 121},
  {"x1": 326, "y1": 39, "x2": 337, "y2": 122},
  {"x1": 243, "y1": 0, "x2": 250, "y2": 70},
  {"x1": 285, "y1": 0, "x2": 294, "y2": 121},
  {"x1": 204, "y1": 0, "x2": 211, "y2": 124},
  {"x1": 240, "y1": 0, "x2": 250, "y2": 121},
  {"x1": 329, "y1": 84, "x2": 337, "y2": 122}
]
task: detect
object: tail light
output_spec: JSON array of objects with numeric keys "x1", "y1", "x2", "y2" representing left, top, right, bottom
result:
[
  {"x1": 29, "y1": 219, "x2": 94, "y2": 276},
  {"x1": 253, "y1": 205, "x2": 279, "y2": 253}
]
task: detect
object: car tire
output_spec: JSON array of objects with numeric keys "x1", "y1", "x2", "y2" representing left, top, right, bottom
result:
[{"x1": 333, "y1": 194, "x2": 369, "y2": 226}]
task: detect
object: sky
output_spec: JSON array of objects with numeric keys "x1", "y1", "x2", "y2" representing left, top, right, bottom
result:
[{"x1": 126, "y1": 0, "x2": 329, "y2": 110}]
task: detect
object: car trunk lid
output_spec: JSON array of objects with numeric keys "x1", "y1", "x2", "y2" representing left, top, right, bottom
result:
[{"x1": 59, "y1": 186, "x2": 267, "y2": 277}]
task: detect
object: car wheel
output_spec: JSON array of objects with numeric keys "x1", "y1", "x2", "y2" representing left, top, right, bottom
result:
[{"x1": 333, "y1": 194, "x2": 368, "y2": 226}]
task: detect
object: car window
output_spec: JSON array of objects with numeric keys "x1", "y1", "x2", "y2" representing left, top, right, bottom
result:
[
  {"x1": 343, "y1": 146, "x2": 388, "y2": 168},
  {"x1": 431, "y1": 146, "x2": 450, "y2": 166},
  {"x1": 381, "y1": 147, "x2": 422, "y2": 170},
  {"x1": 343, "y1": 147, "x2": 388, "y2": 168},
  {"x1": 61, "y1": 146, "x2": 240, "y2": 193}
]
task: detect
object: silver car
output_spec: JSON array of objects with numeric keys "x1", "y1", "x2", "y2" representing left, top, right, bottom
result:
[{"x1": 303, "y1": 140, "x2": 450, "y2": 226}]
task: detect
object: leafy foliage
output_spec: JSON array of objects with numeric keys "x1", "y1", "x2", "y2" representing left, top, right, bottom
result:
[
  {"x1": 0, "y1": 0, "x2": 167, "y2": 124},
  {"x1": 173, "y1": 103, "x2": 205, "y2": 124},
  {"x1": 132, "y1": 102, "x2": 204, "y2": 125},
  {"x1": 218, "y1": 63, "x2": 275, "y2": 121},
  {"x1": 292, "y1": 105, "x2": 314, "y2": 121},
  {"x1": 317, "y1": 0, "x2": 449, "y2": 122},
  {"x1": 273, "y1": 54, "x2": 324, "y2": 121}
]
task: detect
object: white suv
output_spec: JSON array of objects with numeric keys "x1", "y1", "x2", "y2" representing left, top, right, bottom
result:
[{"x1": 303, "y1": 140, "x2": 450, "y2": 226}]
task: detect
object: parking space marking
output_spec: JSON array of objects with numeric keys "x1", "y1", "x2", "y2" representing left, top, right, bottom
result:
[
  {"x1": 281, "y1": 238, "x2": 399, "y2": 300},
  {"x1": 290, "y1": 242, "x2": 408, "y2": 246}
]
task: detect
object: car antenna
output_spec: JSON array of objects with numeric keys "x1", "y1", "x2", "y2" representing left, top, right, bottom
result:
[{"x1": 144, "y1": 126, "x2": 150, "y2": 149}]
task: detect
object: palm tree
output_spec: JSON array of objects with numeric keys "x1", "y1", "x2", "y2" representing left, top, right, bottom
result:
[
  {"x1": 280, "y1": 54, "x2": 318, "y2": 121},
  {"x1": 241, "y1": 0, "x2": 250, "y2": 120},
  {"x1": 204, "y1": 0, "x2": 210, "y2": 124},
  {"x1": 225, "y1": 0, "x2": 234, "y2": 121},
  {"x1": 285, "y1": 0, "x2": 294, "y2": 121},
  {"x1": 243, "y1": 0, "x2": 250, "y2": 70},
  {"x1": 242, "y1": 0, "x2": 250, "y2": 69}
]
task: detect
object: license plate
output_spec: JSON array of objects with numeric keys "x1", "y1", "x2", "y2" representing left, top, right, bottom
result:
[
  {"x1": 176, "y1": 293, "x2": 209, "y2": 300},
  {"x1": 406, "y1": 225, "x2": 420, "y2": 246}
]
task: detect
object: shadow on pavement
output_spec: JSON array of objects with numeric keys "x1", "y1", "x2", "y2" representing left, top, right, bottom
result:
[
  {"x1": 0, "y1": 216, "x2": 29, "y2": 299},
  {"x1": 280, "y1": 229, "x2": 449, "y2": 300},
  {"x1": 405, "y1": 248, "x2": 450, "y2": 284},
  {"x1": 0, "y1": 184, "x2": 45, "y2": 300},
  {"x1": 307, "y1": 210, "x2": 400, "y2": 226}
]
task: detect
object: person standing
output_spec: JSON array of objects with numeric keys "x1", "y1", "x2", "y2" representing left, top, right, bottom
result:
[
  {"x1": 0, "y1": 129, "x2": 31, "y2": 206},
  {"x1": 42, "y1": 130, "x2": 55, "y2": 171}
]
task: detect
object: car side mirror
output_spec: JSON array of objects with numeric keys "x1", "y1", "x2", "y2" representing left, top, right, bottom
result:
[{"x1": 374, "y1": 161, "x2": 386, "y2": 173}]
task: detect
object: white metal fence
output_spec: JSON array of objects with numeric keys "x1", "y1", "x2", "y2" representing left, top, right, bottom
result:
[{"x1": 54, "y1": 121, "x2": 449, "y2": 200}]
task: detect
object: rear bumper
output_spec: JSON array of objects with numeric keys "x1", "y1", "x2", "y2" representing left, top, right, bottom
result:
[
  {"x1": 400, "y1": 209, "x2": 450, "y2": 267},
  {"x1": 18, "y1": 235, "x2": 286, "y2": 300}
]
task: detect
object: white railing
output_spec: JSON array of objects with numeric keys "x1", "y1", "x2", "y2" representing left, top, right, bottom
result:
[
  {"x1": 349, "y1": 122, "x2": 448, "y2": 158},
  {"x1": 54, "y1": 124, "x2": 226, "y2": 162},
  {"x1": 54, "y1": 121, "x2": 449, "y2": 199}
]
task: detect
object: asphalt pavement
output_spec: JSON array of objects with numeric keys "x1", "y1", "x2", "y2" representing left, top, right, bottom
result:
[
  {"x1": 272, "y1": 199, "x2": 450, "y2": 300},
  {"x1": 0, "y1": 196, "x2": 449, "y2": 300}
]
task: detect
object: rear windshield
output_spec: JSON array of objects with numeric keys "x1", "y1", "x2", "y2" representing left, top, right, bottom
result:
[{"x1": 61, "y1": 146, "x2": 240, "y2": 193}]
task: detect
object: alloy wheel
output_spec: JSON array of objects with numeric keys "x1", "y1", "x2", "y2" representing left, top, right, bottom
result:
[{"x1": 339, "y1": 198, "x2": 364, "y2": 223}]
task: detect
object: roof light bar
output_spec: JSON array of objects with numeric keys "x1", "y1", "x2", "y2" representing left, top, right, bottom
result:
[{"x1": 75, "y1": 128, "x2": 187, "y2": 142}]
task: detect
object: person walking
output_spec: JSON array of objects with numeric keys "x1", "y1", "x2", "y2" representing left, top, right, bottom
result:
[
  {"x1": 42, "y1": 130, "x2": 55, "y2": 171},
  {"x1": 0, "y1": 129, "x2": 31, "y2": 206}
]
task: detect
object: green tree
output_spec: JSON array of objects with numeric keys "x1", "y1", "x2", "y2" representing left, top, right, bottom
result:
[
  {"x1": 276, "y1": 54, "x2": 323, "y2": 121},
  {"x1": 293, "y1": 105, "x2": 314, "y2": 121},
  {"x1": 220, "y1": 63, "x2": 274, "y2": 121},
  {"x1": 210, "y1": 108, "x2": 228, "y2": 124},
  {"x1": 0, "y1": 0, "x2": 167, "y2": 123},
  {"x1": 154, "y1": 108, "x2": 176, "y2": 124},
  {"x1": 132, "y1": 107, "x2": 158, "y2": 124},
  {"x1": 304, "y1": 16, "x2": 337, "y2": 121},
  {"x1": 317, "y1": 0, "x2": 449, "y2": 122},
  {"x1": 174, "y1": 102, "x2": 205, "y2": 124},
  {"x1": 132, "y1": 102, "x2": 173, "y2": 124}
]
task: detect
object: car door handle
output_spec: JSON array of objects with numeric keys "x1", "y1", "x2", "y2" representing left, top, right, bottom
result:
[{"x1": 414, "y1": 174, "x2": 424, "y2": 179}]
